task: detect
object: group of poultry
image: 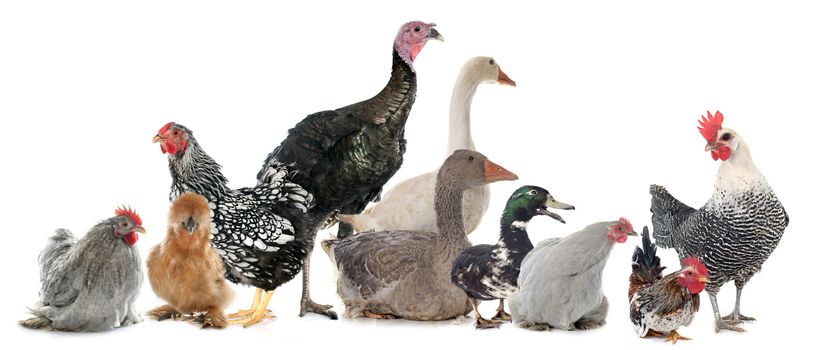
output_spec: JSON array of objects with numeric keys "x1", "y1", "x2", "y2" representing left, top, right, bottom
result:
[{"x1": 19, "y1": 20, "x2": 788, "y2": 344}]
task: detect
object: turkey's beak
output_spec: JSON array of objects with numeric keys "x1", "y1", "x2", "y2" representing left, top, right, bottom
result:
[
  {"x1": 185, "y1": 217, "x2": 197, "y2": 234},
  {"x1": 428, "y1": 28, "x2": 444, "y2": 42},
  {"x1": 152, "y1": 134, "x2": 165, "y2": 143},
  {"x1": 134, "y1": 226, "x2": 146, "y2": 234},
  {"x1": 538, "y1": 195, "x2": 575, "y2": 224},
  {"x1": 483, "y1": 159, "x2": 518, "y2": 183},
  {"x1": 497, "y1": 67, "x2": 516, "y2": 87}
]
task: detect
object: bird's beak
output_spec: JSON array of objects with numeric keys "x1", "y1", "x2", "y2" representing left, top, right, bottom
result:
[
  {"x1": 152, "y1": 134, "x2": 165, "y2": 143},
  {"x1": 628, "y1": 230, "x2": 639, "y2": 237},
  {"x1": 496, "y1": 67, "x2": 516, "y2": 87},
  {"x1": 134, "y1": 226, "x2": 146, "y2": 234},
  {"x1": 483, "y1": 159, "x2": 518, "y2": 183},
  {"x1": 698, "y1": 275, "x2": 709, "y2": 283},
  {"x1": 428, "y1": 28, "x2": 444, "y2": 42},
  {"x1": 537, "y1": 196, "x2": 575, "y2": 224},
  {"x1": 704, "y1": 142, "x2": 717, "y2": 152},
  {"x1": 185, "y1": 217, "x2": 197, "y2": 234}
]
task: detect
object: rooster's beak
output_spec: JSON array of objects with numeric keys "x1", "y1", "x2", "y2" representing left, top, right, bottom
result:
[
  {"x1": 704, "y1": 143, "x2": 717, "y2": 152},
  {"x1": 152, "y1": 135, "x2": 165, "y2": 143},
  {"x1": 698, "y1": 276, "x2": 709, "y2": 283},
  {"x1": 134, "y1": 226, "x2": 146, "y2": 234}
]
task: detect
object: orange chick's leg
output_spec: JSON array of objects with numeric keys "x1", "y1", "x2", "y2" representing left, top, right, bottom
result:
[
  {"x1": 227, "y1": 288, "x2": 263, "y2": 319},
  {"x1": 229, "y1": 290, "x2": 275, "y2": 328},
  {"x1": 147, "y1": 305, "x2": 182, "y2": 321},
  {"x1": 664, "y1": 330, "x2": 692, "y2": 344}
]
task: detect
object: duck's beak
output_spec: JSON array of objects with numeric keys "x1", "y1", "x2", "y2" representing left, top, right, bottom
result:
[
  {"x1": 538, "y1": 195, "x2": 575, "y2": 224},
  {"x1": 497, "y1": 67, "x2": 516, "y2": 87},
  {"x1": 483, "y1": 159, "x2": 518, "y2": 182}
]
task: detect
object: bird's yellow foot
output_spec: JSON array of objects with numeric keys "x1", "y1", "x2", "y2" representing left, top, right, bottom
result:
[
  {"x1": 475, "y1": 316, "x2": 502, "y2": 329},
  {"x1": 664, "y1": 330, "x2": 692, "y2": 344},
  {"x1": 363, "y1": 310, "x2": 396, "y2": 319},
  {"x1": 228, "y1": 310, "x2": 275, "y2": 327}
]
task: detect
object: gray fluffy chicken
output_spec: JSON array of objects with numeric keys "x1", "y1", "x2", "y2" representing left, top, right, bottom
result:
[
  {"x1": 509, "y1": 218, "x2": 637, "y2": 331},
  {"x1": 20, "y1": 207, "x2": 145, "y2": 332}
]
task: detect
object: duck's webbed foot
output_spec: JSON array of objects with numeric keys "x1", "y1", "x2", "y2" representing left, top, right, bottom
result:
[{"x1": 491, "y1": 299, "x2": 512, "y2": 322}]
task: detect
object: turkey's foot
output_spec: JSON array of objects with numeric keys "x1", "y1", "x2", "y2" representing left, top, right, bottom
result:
[
  {"x1": 300, "y1": 297, "x2": 338, "y2": 320},
  {"x1": 363, "y1": 310, "x2": 396, "y2": 319},
  {"x1": 715, "y1": 319, "x2": 746, "y2": 333},
  {"x1": 664, "y1": 330, "x2": 692, "y2": 344}
]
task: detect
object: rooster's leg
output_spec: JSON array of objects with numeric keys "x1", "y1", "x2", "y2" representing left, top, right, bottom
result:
[
  {"x1": 227, "y1": 288, "x2": 263, "y2": 319},
  {"x1": 470, "y1": 298, "x2": 501, "y2": 329},
  {"x1": 299, "y1": 250, "x2": 338, "y2": 319},
  {"x1": 229, "y1": 290, "x2": 276, "y2": 327},
  {"x1": 723, "y1": 285, "x2": 756, "y2": 323},
  {"x1": 490, "y1": 299, "x2": 512, "y2": 322},
  {"x1": 664, "y1": 330, "x2": 692, "y2": 344},
  {"x1": 709, "y1": 293, "x2": 745, "y2": 333}
]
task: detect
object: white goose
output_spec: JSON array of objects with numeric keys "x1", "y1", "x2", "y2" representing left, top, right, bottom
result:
[{"x1": 339, "y1": 56, "x2": 515, "y2": 234}]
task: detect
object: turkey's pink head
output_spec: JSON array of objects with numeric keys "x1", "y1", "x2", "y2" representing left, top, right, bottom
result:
[
  {"x1": 607, "y1": 217, "x2": 637, "y2": 243},
  {"x1": 153, "y1": 122, "x2": 188, "y2": 155},
  {"x1": 113, "y1": 206, "x2": 145, "y2": 246},
  {"x1": 698, "y1": 111, "x2": 737, "y2": 161},
  {"x1": 395, "y1": 21, "x2": 443, "y2": 70},
  {"x1": 678, "y1": 256, "x2": 708, "y2": 294}
]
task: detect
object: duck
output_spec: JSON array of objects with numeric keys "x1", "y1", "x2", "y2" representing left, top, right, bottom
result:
[
  {"x1": 339, "y1": 56, "x2": 515, "y2": 234},
  {"x1": 451, "y1": 186, "x2": 575, "y2": 329},
  {"x1": 321, "y1": 150, "x2": 518, "y2": 320}
]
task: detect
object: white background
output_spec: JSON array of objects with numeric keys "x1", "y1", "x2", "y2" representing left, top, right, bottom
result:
[{"x1": 1, "y1": 0, "x2": 813, "y2": 349}]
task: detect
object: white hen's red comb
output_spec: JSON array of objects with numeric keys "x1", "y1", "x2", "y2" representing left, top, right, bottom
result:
[
  {"x1": 115, "y1": 206, "x2": 142, "y2": 226},
  {"x1": 698, "y1": 111, "x2": 724, "y2": 143}
]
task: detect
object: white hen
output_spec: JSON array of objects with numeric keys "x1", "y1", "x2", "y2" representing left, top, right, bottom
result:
[{"x1": 339, "y1": 56, "x2": 515, "y2": 234}]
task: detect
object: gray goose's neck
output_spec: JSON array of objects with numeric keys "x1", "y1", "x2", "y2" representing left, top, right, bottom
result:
[
  {"x1": 434, "y1": 180, "x2": 468, "y2": 248},
  {"x1": 168, "y1": 138, "x2": 230, "y2": 201}
]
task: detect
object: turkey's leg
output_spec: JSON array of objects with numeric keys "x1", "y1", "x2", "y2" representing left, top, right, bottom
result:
[
  {"x1": 491, "y1": 299, "x2": 512, "y2": 322},
  {"x1": 723, "y1": 285, "x2": 756, "y2": 323},
  {"x1": 709, "y1": 293, "x2": 745, "y2": 333},
  {"x1": 299, "y1": 251, "x2": 338, "y2": 319}
]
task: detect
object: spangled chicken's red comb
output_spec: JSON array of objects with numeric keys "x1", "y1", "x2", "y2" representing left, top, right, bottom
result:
[
  {"x1": 115, "y1": 206, "x2": 142, "y2": 226},
  {"x1": 698, "y1": 111, "x2": 724, "y2": 143},
  {"x1": 681, "y1": 256, "x2": 709, "y2": 276},
  {"x1": 158, "y1": 122, "x2": 175, "y2": 134}
]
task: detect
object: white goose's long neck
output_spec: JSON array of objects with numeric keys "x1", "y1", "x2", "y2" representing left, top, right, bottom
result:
[
  {"x1": 446, "y1": 74, "x2": 480, "y2": 156},
  {"x1": 712, "y1": 141, "x2": 768, "y2": 206}
]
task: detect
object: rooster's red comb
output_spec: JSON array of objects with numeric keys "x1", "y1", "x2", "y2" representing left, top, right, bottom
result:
[
  {"x1": 681, "y1": 256, "x2": 709, "y2": 276},
  {"x1": 115, "y1": 206, "x2": 142, "y2": 226},
  {"x1": 158, "y1": 122, "x2": 175, "y2": 134},
  {"x1": 697, "y1": 111, "x2": 724, "y2": 143}
]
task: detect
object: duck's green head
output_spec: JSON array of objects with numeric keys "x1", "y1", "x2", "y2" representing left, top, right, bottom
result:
[{"x1": 503, "y1": 185, "x2": 575, "y2": 226}]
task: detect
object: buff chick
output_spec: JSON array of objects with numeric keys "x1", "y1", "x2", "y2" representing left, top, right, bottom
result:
[{"x1": 147, "y1": 192, "x2": 234, "y2": 328}]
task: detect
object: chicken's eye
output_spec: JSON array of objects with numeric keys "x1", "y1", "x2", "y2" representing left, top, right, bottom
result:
[
  {"x1": 617, "y1": 227, "x2": 623, "y2": 231},
  {"x1": 721, "y1": 133, "x2": 731, "y2": 141},
  {"x1": 173, "y1": 131, "x2": 179, "y2": 136},
  {"x1": 414, "y1": 26, "x2": 421, "y2": 32}
]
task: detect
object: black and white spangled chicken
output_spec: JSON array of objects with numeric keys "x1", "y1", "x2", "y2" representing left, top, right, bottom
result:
[
  {"x1": 256, "y1": 21, "x2": 443, "y2": 318},
  {"x1": 153, "y1": 122, "x2": 313, "y2": 327},
  {"x1": 650, "y1": 111, "x2": 789, "y2": 332},
  {"x1": 20, "y1": 207, "x2": 145, "y2": 332},
  {"x1": 629, "y1": 227, "x2": 708, "y2": 344}
]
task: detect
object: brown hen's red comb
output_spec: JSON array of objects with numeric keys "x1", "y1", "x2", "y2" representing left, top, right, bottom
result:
[
  {"x1": 698, "y1": 111, "x2": 724, "y2": 143},
  {"x1": 158, "y1": 122, "x2": 175, "y2": 135},
  {"x1": 115, "y1": 206, "x2": 142, "y2": 226},
  {"x1": 682, "y1": 256, "x2": 709, "y2": 276}
]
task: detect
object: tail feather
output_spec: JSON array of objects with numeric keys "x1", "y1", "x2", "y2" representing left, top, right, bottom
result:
[
  {"x1": 649, "y1": 184, "x2": 695, "y2": 249},
  {"x1": 631, "y1": 227, "x2": 664, "y2": 284},
  {"x1": 39, "y1": 229, "x2": 76, "y2": 279}
]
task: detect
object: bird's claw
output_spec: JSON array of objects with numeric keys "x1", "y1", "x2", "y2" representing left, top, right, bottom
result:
[
  {"x1": 664, "y1": 330, "x2": 692, "y2": 344},
  {"x1": 491, "y1": 310, "x2": 512, "y2": 322},
  {"x1": 716, "y1": 320, "x2": 746, "y2": 333},
  {"x1": 723, "y1": 311, "x2": 756, "y2": 322},
  {"x1": 299, "y1": 298, "x2": 337, "y2": 320},
  {"x1": 475, "y1": 316, "x2": 502, "y2": 329}
]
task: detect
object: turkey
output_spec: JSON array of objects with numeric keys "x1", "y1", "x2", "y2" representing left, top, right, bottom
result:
[
  {"x1": 256, "y1": 21, "x2": 443, "y2": 318},
  {"x1": 649, "y1": 111, "x2": 789, "y2": 332}
]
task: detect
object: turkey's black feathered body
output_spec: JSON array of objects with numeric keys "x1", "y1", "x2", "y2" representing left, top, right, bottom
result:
[
  {"x1": 629, "y1": 229, "x2": 699, "y2": 336},
  {"x1": 258, "y1": 49, "x2": 417, "y2": 242},
  {"x1": 650, "y1": 173, "x2": 788, "y2": 295},
  {"x1": 165, "y1": 126, "x2": 313, "y2": 291},
  {"x1": 451, "y1": 222, "x2": 533, "y2": 301}
]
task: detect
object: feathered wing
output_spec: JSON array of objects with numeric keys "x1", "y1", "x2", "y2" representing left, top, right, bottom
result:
[
  {"x1": 451, "y1": 244, "x2": 494, "y2": 289},
  {"x1": 328, "y1": 231, "x2": 432, "y2": 298},
  {"x1": 629, "y1": 227, "x2": 666, "y2": 335},
  {"x1": 649, "y1": 185, "x2": 698, "y2": 249},
  {"x1": 38, "y1": 229, "x2": 81, "y2": 308}
]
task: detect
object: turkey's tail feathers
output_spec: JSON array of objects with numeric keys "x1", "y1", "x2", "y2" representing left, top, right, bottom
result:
[
  {"x1": 39, "y1": 229, "x2": 76, "y2": 279},
  {"x1": 649, "y1": 184, "x2": 695, "y2": 249},
  {"x1": 631, "y1": 227, "x2": 665, "y2": 284}
]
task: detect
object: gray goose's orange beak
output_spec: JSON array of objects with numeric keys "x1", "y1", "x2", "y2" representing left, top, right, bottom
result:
[{"x1": 483, "y1": 159, "x2": 518, "y2": 182}]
